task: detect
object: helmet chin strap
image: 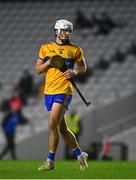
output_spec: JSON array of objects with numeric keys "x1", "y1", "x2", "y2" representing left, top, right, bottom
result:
[{"x1": 56, "y1": 29, "x2": 69, "y2": 42}]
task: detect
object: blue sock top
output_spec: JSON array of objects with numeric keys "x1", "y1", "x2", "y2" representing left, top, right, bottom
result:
[
  {"x1": 73, "y1": 147, "x2": 82, "y2": 157},
  {"x1": 47, "y1": 152, "x2": 55, "y2": 161}
]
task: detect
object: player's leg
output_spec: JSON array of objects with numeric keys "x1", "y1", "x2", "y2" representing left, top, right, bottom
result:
[
  {"x1": 48, "y1": 103, "x2": 66, "y2": 153},
  {"x1": 59, "y1": 115, "x2": 78, "y2": 149},
  {"x1": 38, "y1": 103, "x2": 66, "y2": 171},
  {"x1": 59, "y1": 116, "x2": 88, "y2": 171}
]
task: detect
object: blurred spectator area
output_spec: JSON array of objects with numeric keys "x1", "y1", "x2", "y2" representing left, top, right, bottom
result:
[
  {"x1": 86, "y1": 141, "x2": 128, "y2": 161},
  {"x1": 0, "y1": 0, "x2": 136, "y2": 159},
  {"x1": 0, "y1": 0, "x2": 136, "y2": 100}
]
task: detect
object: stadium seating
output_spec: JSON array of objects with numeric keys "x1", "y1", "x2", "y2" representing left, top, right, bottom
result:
[{"x1": 0, "y1": 0, "x2": 136, "y2": 159}]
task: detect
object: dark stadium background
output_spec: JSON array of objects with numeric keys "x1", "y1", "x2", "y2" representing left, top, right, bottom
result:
[{"x1": 0, "y1": 0, "x2": 136, "y2": 161}]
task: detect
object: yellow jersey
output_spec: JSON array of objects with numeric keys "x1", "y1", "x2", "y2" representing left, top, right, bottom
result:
[{"x1": 38, "y1": 42, "x2": 85, "y2": 95}]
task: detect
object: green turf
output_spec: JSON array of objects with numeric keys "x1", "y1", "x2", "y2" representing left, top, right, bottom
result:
[{"x1": 0, "y1": 160, "x2": 136, "y2": 179}]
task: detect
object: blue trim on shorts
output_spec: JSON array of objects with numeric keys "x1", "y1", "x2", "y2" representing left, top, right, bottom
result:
[{"x1": 44, "y1": 94, "x2": 72, "y2": 111}]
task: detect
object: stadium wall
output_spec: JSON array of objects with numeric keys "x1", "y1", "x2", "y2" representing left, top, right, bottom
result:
[
  {"x1": 80, "y1": 92, "x2": 136, "y2": 160},
  {"x1": 17, "y1": 130, "x2": 65, "y2": 160},
  {"x1": 16, "y1": 92, "x2": 136, "y2": 160}
]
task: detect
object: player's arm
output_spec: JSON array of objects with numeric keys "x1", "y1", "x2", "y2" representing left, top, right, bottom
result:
[
  {"x1": 36, "y1": 58, "x2": 51, "y2": 75},
  {"x1": 63, "y1": 59, "x2": 87, "y2": 79},
  {"x1": 74, "y1": 58, "x2": 87, "y2": 75},
  {"x1": 63, "y1": 47, "x2": 87, "y2": 79}
]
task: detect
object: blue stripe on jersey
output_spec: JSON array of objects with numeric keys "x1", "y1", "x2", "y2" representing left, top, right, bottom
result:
[
  {"x1": 39, "y1": 57, "x2": 45, "y2": 61},
  {"x1": 45, "y1": 56, "x2": 50, "y2": 62},
  {"x1": 63, "y1": 58, "x2": 75, "y2": 69},
  {"x1": 39, "y1": 56, "x2": 50, "y2": 62},
  {"x1": 41, "y1": 56, "x2": 75, "y2": 69}
]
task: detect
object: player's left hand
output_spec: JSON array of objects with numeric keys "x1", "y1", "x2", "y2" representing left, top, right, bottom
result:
[{"x1": 63, "y1": 69, "x2": 75, "y2": 79}]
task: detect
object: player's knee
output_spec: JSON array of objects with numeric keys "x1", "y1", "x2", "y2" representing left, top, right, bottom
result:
[{"x1": 59, "y1": 126, "x2": 68, "y2": 135}]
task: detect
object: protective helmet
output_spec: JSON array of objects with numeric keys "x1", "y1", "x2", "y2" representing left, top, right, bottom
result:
[{"x1": 54, "y1": 19, "x2": 73, "y2": 32}]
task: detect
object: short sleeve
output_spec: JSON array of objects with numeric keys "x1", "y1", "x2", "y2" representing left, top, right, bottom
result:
[
  {"x1": 75, "y1": 47, "x2": 85, "y2": 63},
  {"x1": 39, "y1": 45, "x2": 46, "y2": 60}
]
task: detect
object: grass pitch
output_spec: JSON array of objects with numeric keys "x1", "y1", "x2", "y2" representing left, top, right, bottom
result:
[{"x1": 0, "y1": 160, "x2": 136, "y2": 179}]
